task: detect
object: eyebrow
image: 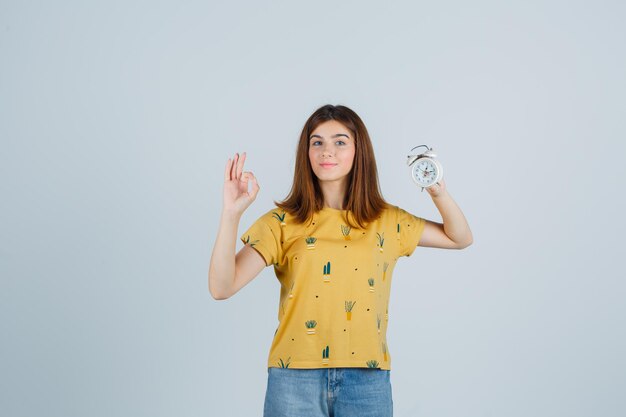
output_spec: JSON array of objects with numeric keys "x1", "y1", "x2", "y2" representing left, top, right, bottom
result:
[{"x1": 309, "y1": 133, "x2": 350, "y2": 140}]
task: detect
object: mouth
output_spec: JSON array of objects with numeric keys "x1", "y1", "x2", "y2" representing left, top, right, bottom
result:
[{"x1": 320, "y1": 163, "x2": 337, "y2": 168}]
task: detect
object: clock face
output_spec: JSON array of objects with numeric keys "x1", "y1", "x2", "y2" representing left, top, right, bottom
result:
[{"x1": 411, "y1": 158, "x2": 439, "y2": 186}]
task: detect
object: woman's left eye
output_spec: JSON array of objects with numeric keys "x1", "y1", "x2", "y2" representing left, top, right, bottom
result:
[{"x1": 336, "y1": 140, "x2": 346, "y2": 145}]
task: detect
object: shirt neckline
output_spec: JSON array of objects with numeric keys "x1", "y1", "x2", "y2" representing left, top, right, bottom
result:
[{"x1": 319, "y1": 207, "x2": 348, "y2": 213}]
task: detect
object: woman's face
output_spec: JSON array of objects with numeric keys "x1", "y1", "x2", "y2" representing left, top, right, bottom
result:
[{"x1": 308, "y1": 120, "x2": 356, "y2": 184}]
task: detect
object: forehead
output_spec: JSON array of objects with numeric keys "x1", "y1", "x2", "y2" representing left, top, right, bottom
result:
[{"x1": 309, "y1": 120, "x2": 352, "y2": 139}]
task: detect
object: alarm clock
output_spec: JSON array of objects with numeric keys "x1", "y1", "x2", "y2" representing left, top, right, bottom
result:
[{"x1": 406, "y1": 145, "x2": 444, "y2": 191}]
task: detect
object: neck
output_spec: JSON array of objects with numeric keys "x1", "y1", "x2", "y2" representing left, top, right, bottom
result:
[{"x1": 319, "y1": 179, "x2": 348, "y2": 210}]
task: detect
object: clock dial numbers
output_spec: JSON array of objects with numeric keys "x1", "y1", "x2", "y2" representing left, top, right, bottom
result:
[{"x1": 413, "y1": 159, "x2": 437, "y2": 186}]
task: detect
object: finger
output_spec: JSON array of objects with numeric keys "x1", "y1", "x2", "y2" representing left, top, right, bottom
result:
[
  {"x1": 230, "y1": 153, "x2": 239, "y2": 181},
  {"x1": 224, "y1": 158, "x2": 232, "y2": 181},
  {"x1": 240, "y1": 171, "x2": 252, "y2": 182},
  {"x1": 238, "y1": 171, "x2": 251, "y2": 195},
  {"x1": 236, "y1": 152, "x2": 246, "y2": 180},
  {"x1": 249, "y1": 173, "x2": 260, "y2": 199}
]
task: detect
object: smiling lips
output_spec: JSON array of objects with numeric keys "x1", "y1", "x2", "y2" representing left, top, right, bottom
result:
[{"x1": 320, "y1": 163, "x2": 337, "y2": 168}]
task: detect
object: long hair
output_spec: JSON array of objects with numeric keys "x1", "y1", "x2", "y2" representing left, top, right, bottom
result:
[{"x1": 274, "y1": 104, "x2": 389, "y2": 229}]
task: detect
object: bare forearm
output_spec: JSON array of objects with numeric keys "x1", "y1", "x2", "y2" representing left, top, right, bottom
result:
[
  {"x1": 431, "y1": 190, "x2": 473, "y2": 246},
  {"x1": 208, "y1": 210, "x2": 241, "y2": 299}
]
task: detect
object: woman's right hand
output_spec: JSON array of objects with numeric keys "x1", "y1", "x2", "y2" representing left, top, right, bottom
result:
[{"x1": 222, "y1": 152, "x2": 260, "y2": 215}]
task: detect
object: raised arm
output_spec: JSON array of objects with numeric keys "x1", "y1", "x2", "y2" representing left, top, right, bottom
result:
[
  {"x1": 208, "y1": 152, "x2": 265, "y2": 300},
  {"x1": 417, "y1": 178, "x2": 473, "y2": 249}
]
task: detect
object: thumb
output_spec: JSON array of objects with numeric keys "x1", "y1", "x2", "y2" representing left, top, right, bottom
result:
[
  {"x1": 426, "y1": 183, "x2": 439, "y2": 194},
  {"x1": 249, "y1": 173, "x2": 260, "y2": 199}
]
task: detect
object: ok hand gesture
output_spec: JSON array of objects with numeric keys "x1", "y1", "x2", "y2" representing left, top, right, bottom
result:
[{"x1": 223, "y1": 152, "x2": 259, "y2": 215}]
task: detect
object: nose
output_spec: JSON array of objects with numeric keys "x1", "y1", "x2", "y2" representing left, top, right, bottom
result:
[{"x1": 321, "y1": 144, "x2": 334, "y2": 158}]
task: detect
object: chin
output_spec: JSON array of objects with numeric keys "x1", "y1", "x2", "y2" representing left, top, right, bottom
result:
[
  {"x1": 318, "y1": 176, "x2": 345, "y2": 182},
  {"x1": 313, "y1": 169, "x2": 349, "y2": 182}
]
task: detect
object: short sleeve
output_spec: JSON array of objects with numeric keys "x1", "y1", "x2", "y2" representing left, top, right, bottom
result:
[
  {"x1": 396, "y1": 206, "x2": 426, "y2": 257},
  {"x1": 239, "y1": 209, "x2": 283, "y2": 267}
]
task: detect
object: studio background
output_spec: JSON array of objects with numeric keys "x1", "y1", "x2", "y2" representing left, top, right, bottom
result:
[{"x1": 1, "y1": 1, "x2": 624, "y2": 416}]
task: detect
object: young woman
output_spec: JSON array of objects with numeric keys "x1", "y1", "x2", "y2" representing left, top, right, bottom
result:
[{"x1": 209, "y1": 104, "x2": 472, "y2": 417}]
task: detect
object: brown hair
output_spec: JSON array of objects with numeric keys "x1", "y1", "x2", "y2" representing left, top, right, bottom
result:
[{"x1": 274, "y1": 104, "x2": 389, "y2": 229}]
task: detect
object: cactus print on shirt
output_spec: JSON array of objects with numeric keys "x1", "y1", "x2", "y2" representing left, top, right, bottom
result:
[{"x1": 239, "y1": 205, "x2": 426, "y2": 370}]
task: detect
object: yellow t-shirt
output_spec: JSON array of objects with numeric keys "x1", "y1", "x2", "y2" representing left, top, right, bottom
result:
[{"x1": 239, "y1": 204, "x2": 426, "y2": 370}]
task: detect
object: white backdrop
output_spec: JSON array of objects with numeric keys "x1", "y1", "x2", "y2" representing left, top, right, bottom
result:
[{"x1": 1, "y1": 1, "x2": 625, "y2": 416}]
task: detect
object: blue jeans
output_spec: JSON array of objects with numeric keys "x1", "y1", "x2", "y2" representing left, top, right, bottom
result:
[{"x1": 263, "y1": 367, "x2": 393, "y2": 417}]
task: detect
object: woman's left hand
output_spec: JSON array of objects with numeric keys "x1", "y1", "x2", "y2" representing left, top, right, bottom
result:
[{"x1": 425, "y1": 178, "x2": 446, "y2": 198}]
